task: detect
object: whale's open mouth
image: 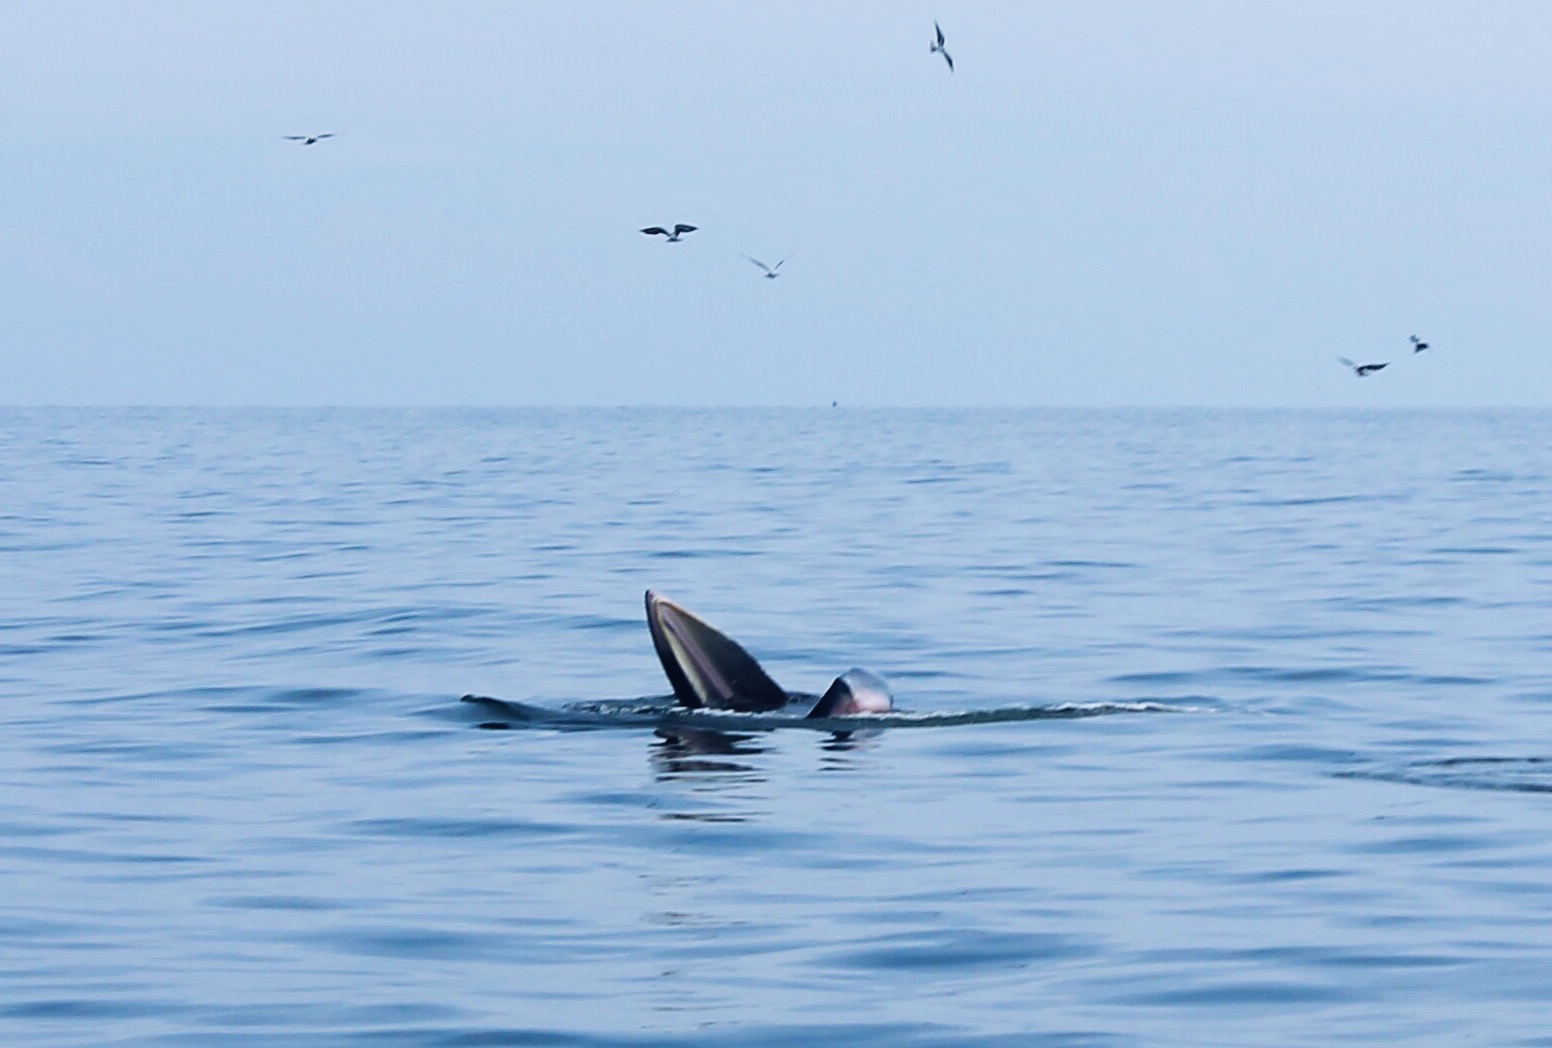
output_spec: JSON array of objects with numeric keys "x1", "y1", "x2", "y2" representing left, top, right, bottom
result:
[
  {"x1": 644, "y1": 591, "x2": 791, "y2": 712},
  {"x1": 644, "y1": 591, "x2": 894, "y2": 717}
]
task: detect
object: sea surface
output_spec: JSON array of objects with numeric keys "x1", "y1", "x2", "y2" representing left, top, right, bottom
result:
[{"x1": 5, "y1": 407, "x2": 1552, "y2": 1047}]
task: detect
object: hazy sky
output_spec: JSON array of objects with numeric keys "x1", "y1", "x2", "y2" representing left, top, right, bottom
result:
[{"x1": 4, "y1": 2, "x2": 1552, "y2": 406}]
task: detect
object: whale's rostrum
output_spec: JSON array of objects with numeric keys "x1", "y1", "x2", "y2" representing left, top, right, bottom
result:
[{"x1": 806, "y1": 668, "x2": 895, "y2": 718}]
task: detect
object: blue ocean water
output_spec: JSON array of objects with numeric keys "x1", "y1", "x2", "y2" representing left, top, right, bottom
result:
[{"x1": 4, "y1": 407, "x2": 1552, "y2": 1047}]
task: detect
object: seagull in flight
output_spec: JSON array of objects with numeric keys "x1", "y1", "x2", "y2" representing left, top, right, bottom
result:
[
  {"x1": 284, "y1": 133, "x2": 335, "y2": 145},
  {"x1": 1410, "y1": 334, "x2": 1430, "y2": 353},
  {"x1": 931, "y1": 21, "x2": 954, "y2": 72},
  {"x1": 1337, "y1": 356, "x2": 1389, "y2": 377},
  {"x1": 743, "y1": 254, "x2": 791, "y2": 279},
  {"x1": 641, "y1": 224, "x2": 698, "y2": 242}
]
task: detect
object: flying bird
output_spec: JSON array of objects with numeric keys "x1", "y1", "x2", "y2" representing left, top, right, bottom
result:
[
  {"x1": 931, "y1": 21, "x2": 954, "y2": 72},
  {"x1": 1338, "y1": 356, "x2": 1389, "y2": 377},
  {"x1": 1410, "y1": 334, "x2": 1430, "y2": 353},
  {"x1": 743, "y1": 254, "x2": 791, "y2": 279},
  {"x1": 284, "y1": 133, "x2": 335, "y2": 145},
  {"x1": 641, "y1": 224, "x2": 698, "y2": 242}
]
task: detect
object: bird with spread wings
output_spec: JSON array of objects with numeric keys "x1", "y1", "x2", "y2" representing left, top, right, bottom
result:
[
  {"x1": 743, "y1": 254, "x2": 792, "y2": 279},
  {"x1": 1337, "y1": 356, "x2": 1389, "y2": 377},
  {"x1": 931, "y1": 21, "x2": 954, "y2": 72},
  {"x1": 641, "y1": 224, "x2": 698, "y2": 242}
]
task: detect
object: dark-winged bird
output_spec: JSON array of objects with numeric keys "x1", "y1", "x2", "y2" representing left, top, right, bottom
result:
[
  {"x1": 743, "y1": 254, "x2": 790, "y2": 279},
  {"x1": 641, "y1": 224, "x2": 698, "y2": 242},
  {"x1": 1410, "y1": 334, "x2": 1429, "y2": 353},
  {"x1": 284, "y1": 133, "x2": 335, "y2": 145},
  {"x1": 931, "y1": 21, "x2": 954, "y2": 71},
  {"x1": 1338, "y1": 356, "x2": 1389, "y2": 377}
]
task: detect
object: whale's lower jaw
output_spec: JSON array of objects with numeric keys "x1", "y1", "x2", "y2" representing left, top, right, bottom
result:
[{"x1": 645, "y1": 591, "x2": 790, "y2": 713}]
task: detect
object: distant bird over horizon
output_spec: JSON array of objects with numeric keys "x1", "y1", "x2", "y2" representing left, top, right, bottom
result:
[
  {"x1": 1338, "y1": 356, "x2": 1389, "y2": 377},
  {"x1": 284, "y1": 133, "x2": 335, "y2": 145},
  {"x1": 931, "y1": 21, "x2": 954, "y2": 72},
  {"x1": 743, "y1": 254, "x2": 791, "y2": 279},
  {"x1": 641, "y1": 224, "x2": 698, "y2": 242},
  {"x1": 1410, "y1": 334, "x2": 1430, "y2": 353}
]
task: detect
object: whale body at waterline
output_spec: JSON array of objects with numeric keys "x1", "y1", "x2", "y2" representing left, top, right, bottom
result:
[{"x1": 458, "y1": 592, "x2": 1194, "y2": 731}]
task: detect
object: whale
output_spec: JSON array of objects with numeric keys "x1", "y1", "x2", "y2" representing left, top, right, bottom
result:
[
  {"x1": 459, "y1": 593, "x2": 1188, "y2": 731},
  {"x1": 645, "y1": 590, "x2": 893, "y2": 718}
]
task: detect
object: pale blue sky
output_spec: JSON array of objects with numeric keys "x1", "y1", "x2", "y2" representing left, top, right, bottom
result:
[{"x1": 3, "y1": 2, "x2": 1550, "y2": 406}]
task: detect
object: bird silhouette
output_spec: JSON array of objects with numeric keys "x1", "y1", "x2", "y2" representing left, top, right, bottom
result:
[
  {"x1": 931, "y1": 21, "x2": 954, "y2": 72},
  {"x1": 743, "y1": 254, "x2": 791, "y2": 279},
  {"x1": 641, "y1": 224, "x2": 698, "y2": 242},
  {"x1": 284, "y1": 134, "x2": 335, "y2": 145},
  {"x1": 1410, "y1": 334, "x2": 1430, "y2": 353},
  {"x1": 1337, "y1": 356, "x2": 1389, "y2": 377}
]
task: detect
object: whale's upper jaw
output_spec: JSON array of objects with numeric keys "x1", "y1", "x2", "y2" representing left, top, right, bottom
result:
[
  {"x1": 806, "y1": 668, "x2": 894, "y2": 718},
  {"x1": 644, "y1": 591, "x2": 790, "y2": 712}
]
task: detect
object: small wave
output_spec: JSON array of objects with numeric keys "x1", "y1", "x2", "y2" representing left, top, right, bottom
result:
[
  {"x1": 460, "y1": 694, "x2": 1194, "y2": 732},
  {"x1": 1336, "y1": 756, "x2": 1552, "y2": 795}
]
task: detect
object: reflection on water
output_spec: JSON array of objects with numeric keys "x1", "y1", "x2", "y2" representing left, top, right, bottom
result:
[
  {"x1": 820, "y1": 729, "x2": 884, "y2": 755},
  {"x1": 651, "y1": 728, "x2": 768, "y2": 778},
  {"x1": 650, "y1": 725, "x2": 884, "y2": 777}
]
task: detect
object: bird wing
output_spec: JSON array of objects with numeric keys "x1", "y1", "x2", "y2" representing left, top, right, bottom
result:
[
  {"x1": 315, "y1": 133, "x2": 335, "y2": 139},
  {"x1": 1337, "y1": 356, "x2": 1356, "y2": 368},
  {"x1": 935, "y1": 21, "x2": 945, "y2": 46},
  {"x1": 743, "y1": 256, "x2": 771, "y2": 273},
  {"x1": 673, "y1": 224, "x2": 698, "y2": 235},
  {"x1": 772, "y1": 255, "x2": 789, "y2": 272},
  {"x1": 640, "y1": 227, "x2": 669, "y2": 236},
  {"x1": 284, "y1": 135, "x2": 307, "y2": 140},
  {"x1": 943, "y1": 50, "x2": 954, "y2": 71}
]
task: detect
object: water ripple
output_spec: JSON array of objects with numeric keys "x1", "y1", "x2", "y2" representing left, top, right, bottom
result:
[{"x1": 8, "y1": 408, "x2": 1552, "y2": 1047}]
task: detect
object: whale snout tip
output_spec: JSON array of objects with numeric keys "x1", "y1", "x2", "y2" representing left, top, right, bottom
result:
[{"x1": 644, "y1": 590, "x2": 690, "y2": 625}]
